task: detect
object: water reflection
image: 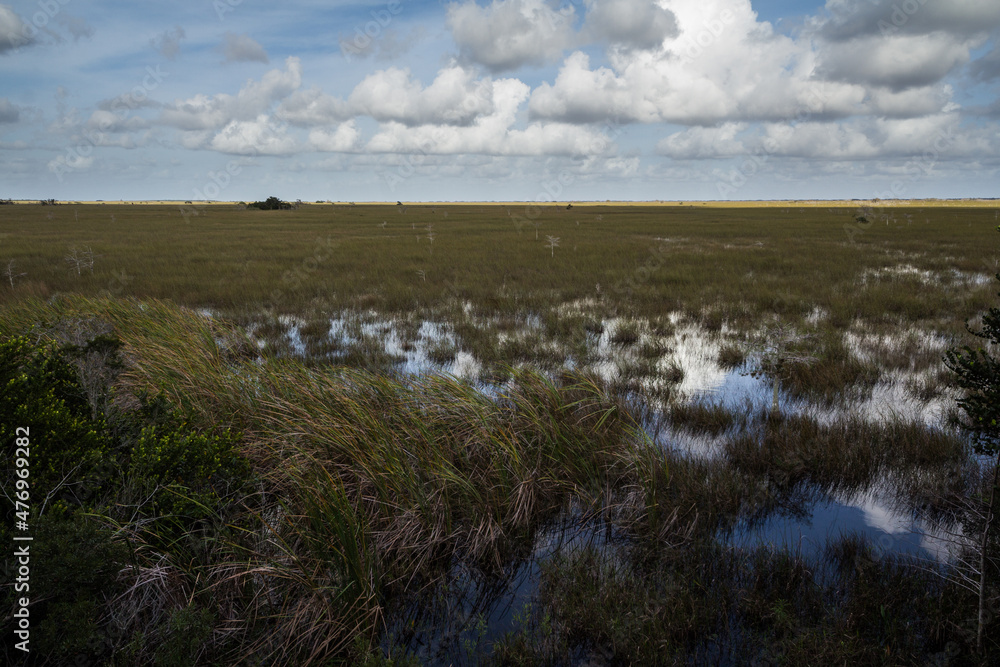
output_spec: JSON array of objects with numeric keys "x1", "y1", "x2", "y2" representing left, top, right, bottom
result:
[
  {"x1": 239, "y1": 309, "x2": 977, "y2": 652},
  {"x1": 254, "y1": 312, "x2": 956, "y2": 437},
  {"x1": 382, "y1": 516, "x2": 623, "y2": 665},
  {"x1": 725, "y1": 482, "x2": 966, "y2": 564}
]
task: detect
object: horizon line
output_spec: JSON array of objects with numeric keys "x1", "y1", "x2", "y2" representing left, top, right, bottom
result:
[{"x1": 6, "y1": 197, "x2": 1000, "y2": 207}]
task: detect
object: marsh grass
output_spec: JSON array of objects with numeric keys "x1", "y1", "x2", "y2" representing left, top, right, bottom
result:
[
  {"x1": 1, "y1": 296, "x2": 686, "y2": 663},
  {"x1": 2, "y1": 201, "x2": 998, "y2": 663},
  {"x1": 495, "y1": 530, "x2": 985, "y2": 664},
  {"x1": 1, "y1": 204, "x2": 995, "y2": 334},
  {"x1": 609, "y1": 319, "x2": 641, "y2": 346},
  {"x1": 637, "y1": 338, "x2": 670, "y2": 361},
  {"x1": 667, "y1": 400, "x2": 748, "y2": 437},
  {"x1": 425, "y1": 338, "x2": 459, "y2": 365},
  {"x1": 1, "y1": 295, "x2": 992, "y2": 664},
  {"x1": 781, "y1": 332, "x2": 882, "y2": 405},
  {"x1": 723, "y1": 411, "x2": 967, "y2": 492},
  {"x1": 2, "y1": 203, "x2": 993, "y2": 405},
  {"x1": 717, "y1": 342, "x2": 746, "y2": 369},
  {"x1": 905, "y1": 367, "x2": 954, "y2": 402},
  {"x1": 298, "y1": 317, "x2": 330, "y2": 340}
]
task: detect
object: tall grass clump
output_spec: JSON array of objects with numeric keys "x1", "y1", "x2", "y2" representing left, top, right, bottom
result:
[
  {"x1": 238, "y1": 363, "x2": 650, "y2": 583},
  {"x1": 780, "y1": 333, "x2": 881, "y2": 405},
  {"x1": 723, "y1": 411, "x2": 967, "y2": 492},
  {"x1": 496, "y1": 531, "x2": 981, "y2": 664},
  {"x1": 666, "y1": 400, "x2": 749, "y2": 437},
  {"x1": 0, "y1": 295, "x2": 667, "y2": 664},
  {"x1": 610, "y1": 319, "x2": 641, "y2": 346}
]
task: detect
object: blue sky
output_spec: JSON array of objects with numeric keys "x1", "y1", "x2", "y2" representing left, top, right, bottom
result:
[{"x1": 1, "y1": 0, "x2": 998, "y2": 201}]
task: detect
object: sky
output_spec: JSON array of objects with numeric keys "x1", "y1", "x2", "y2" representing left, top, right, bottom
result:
[{"x1": 0, "y1": 0, "x2": 998, "y2": 202}]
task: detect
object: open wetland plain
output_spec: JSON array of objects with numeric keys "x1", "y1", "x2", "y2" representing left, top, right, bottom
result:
[{"x1": 2, "y1": 201, "x2": 999, "y2": 665}]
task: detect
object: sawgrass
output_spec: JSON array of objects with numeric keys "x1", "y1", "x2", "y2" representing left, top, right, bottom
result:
[
  {"x1": 0, "y1": 296, "x2": 675, "y2": 663},
  {"x1": 3, "y1": 199, "x2": 999, "y2": 663},
  {"x1": 1, "y1": 203, "x2": 996, "y2": 333}
]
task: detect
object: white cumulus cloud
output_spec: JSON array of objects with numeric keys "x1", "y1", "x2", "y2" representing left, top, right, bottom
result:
[
  {"x1": 159, "y1": 57, "x2": 302, "y2": 130},
  {"x1": 582, "y1": 0, "x2": 678, "y2": 49},
  {"x1": 209, "y1": 115, "x2": 298, "y2": 155},
  {"x1": 308, "y1": 121, "x2": 360, "y2": 152},
  {"x1": 446, "y1": 0, "x2": 576, "y2": 71},
  {"x1": 348, "y1": 66, "x2": 495, "y2": 126}
]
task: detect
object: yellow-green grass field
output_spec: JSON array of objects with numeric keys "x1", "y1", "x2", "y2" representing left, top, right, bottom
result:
[
  {"x1": 2, "y1": 202, "x2": 997, "y2": 323},
  {"x1": 1, "y1": 201, "x2": 999, "y2": 665}
]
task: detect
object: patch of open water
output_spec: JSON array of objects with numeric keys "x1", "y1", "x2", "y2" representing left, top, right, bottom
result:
[
  {"x1": 724, "y1": 483, "x2": 964, "y2": 565},
  {"x1": 228, "y1": 308, "x2": 982, "y2": 662},
  {"x1": 382, "y1": 515, "x2": 625, "y2": 665},
  {"x1": 262, "y1": 312, "x2": 954, "y2": 433},
  {"x1": 259, "y1": 312, "x2": 970, "y2": 566}
]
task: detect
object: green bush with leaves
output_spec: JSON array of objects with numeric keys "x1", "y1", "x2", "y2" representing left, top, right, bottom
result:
[
  {"x1": 28, "y1": 512, "x2": 130, "y2": 664},
  {"x1": 246, "y1": 195, "x2": 293, "y2": 210},
  {"x1": 129, "y1": 421, "x2": 248, "y2": 522},
  {"x1": 0, "y1": 335, "x2": 114, "y2": 509},
  {"x1": 0, "y1": 336, "x2": 128, "y2": 665},
  {"x1": 0, "y1": 330, "x2": 258, "y2": 664}
]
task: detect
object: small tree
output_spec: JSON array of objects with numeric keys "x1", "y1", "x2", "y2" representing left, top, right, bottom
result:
[
  {"x1": 247, "y1": 196, "x2": 292, "y2": 210},
  {"x1": 545, "y1": 235, "x2": 560, "y2": 258},
  {"x1": 65, "y1": 246, "x2": 96, "y2": 276},
  {"x1": 4, "y1": 259, "x2": 25, "y2": 287},
  {"x1": 945, "y1": 270, "x2": 1000, "y2": 653}
]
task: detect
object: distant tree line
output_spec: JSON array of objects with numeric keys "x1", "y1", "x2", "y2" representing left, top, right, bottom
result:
[{"x1": 246, "y1": 196, "x2": 293, "y2": 211}]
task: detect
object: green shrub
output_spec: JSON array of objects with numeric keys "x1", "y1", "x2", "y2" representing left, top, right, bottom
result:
[
  {"x1": 246, "y1": 195, "x2": 293, "y2": 210},
  {"x1": 129, "y1": 422, "x2": 248, "y2": 524},
  {"x1": 153, "y1": 604, "x2": 215, "y2": 667},
  {"x1": 1, "y1": 512, "x2": 129, "y2": 666},
  {"x1": 0, "y1": 335, "x2": 114, "y2": 507}
]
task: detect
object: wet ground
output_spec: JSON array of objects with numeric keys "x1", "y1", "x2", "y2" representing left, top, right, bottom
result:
[{"x1": 232, "y1": 307, "x2": 976, "y2": 663}]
